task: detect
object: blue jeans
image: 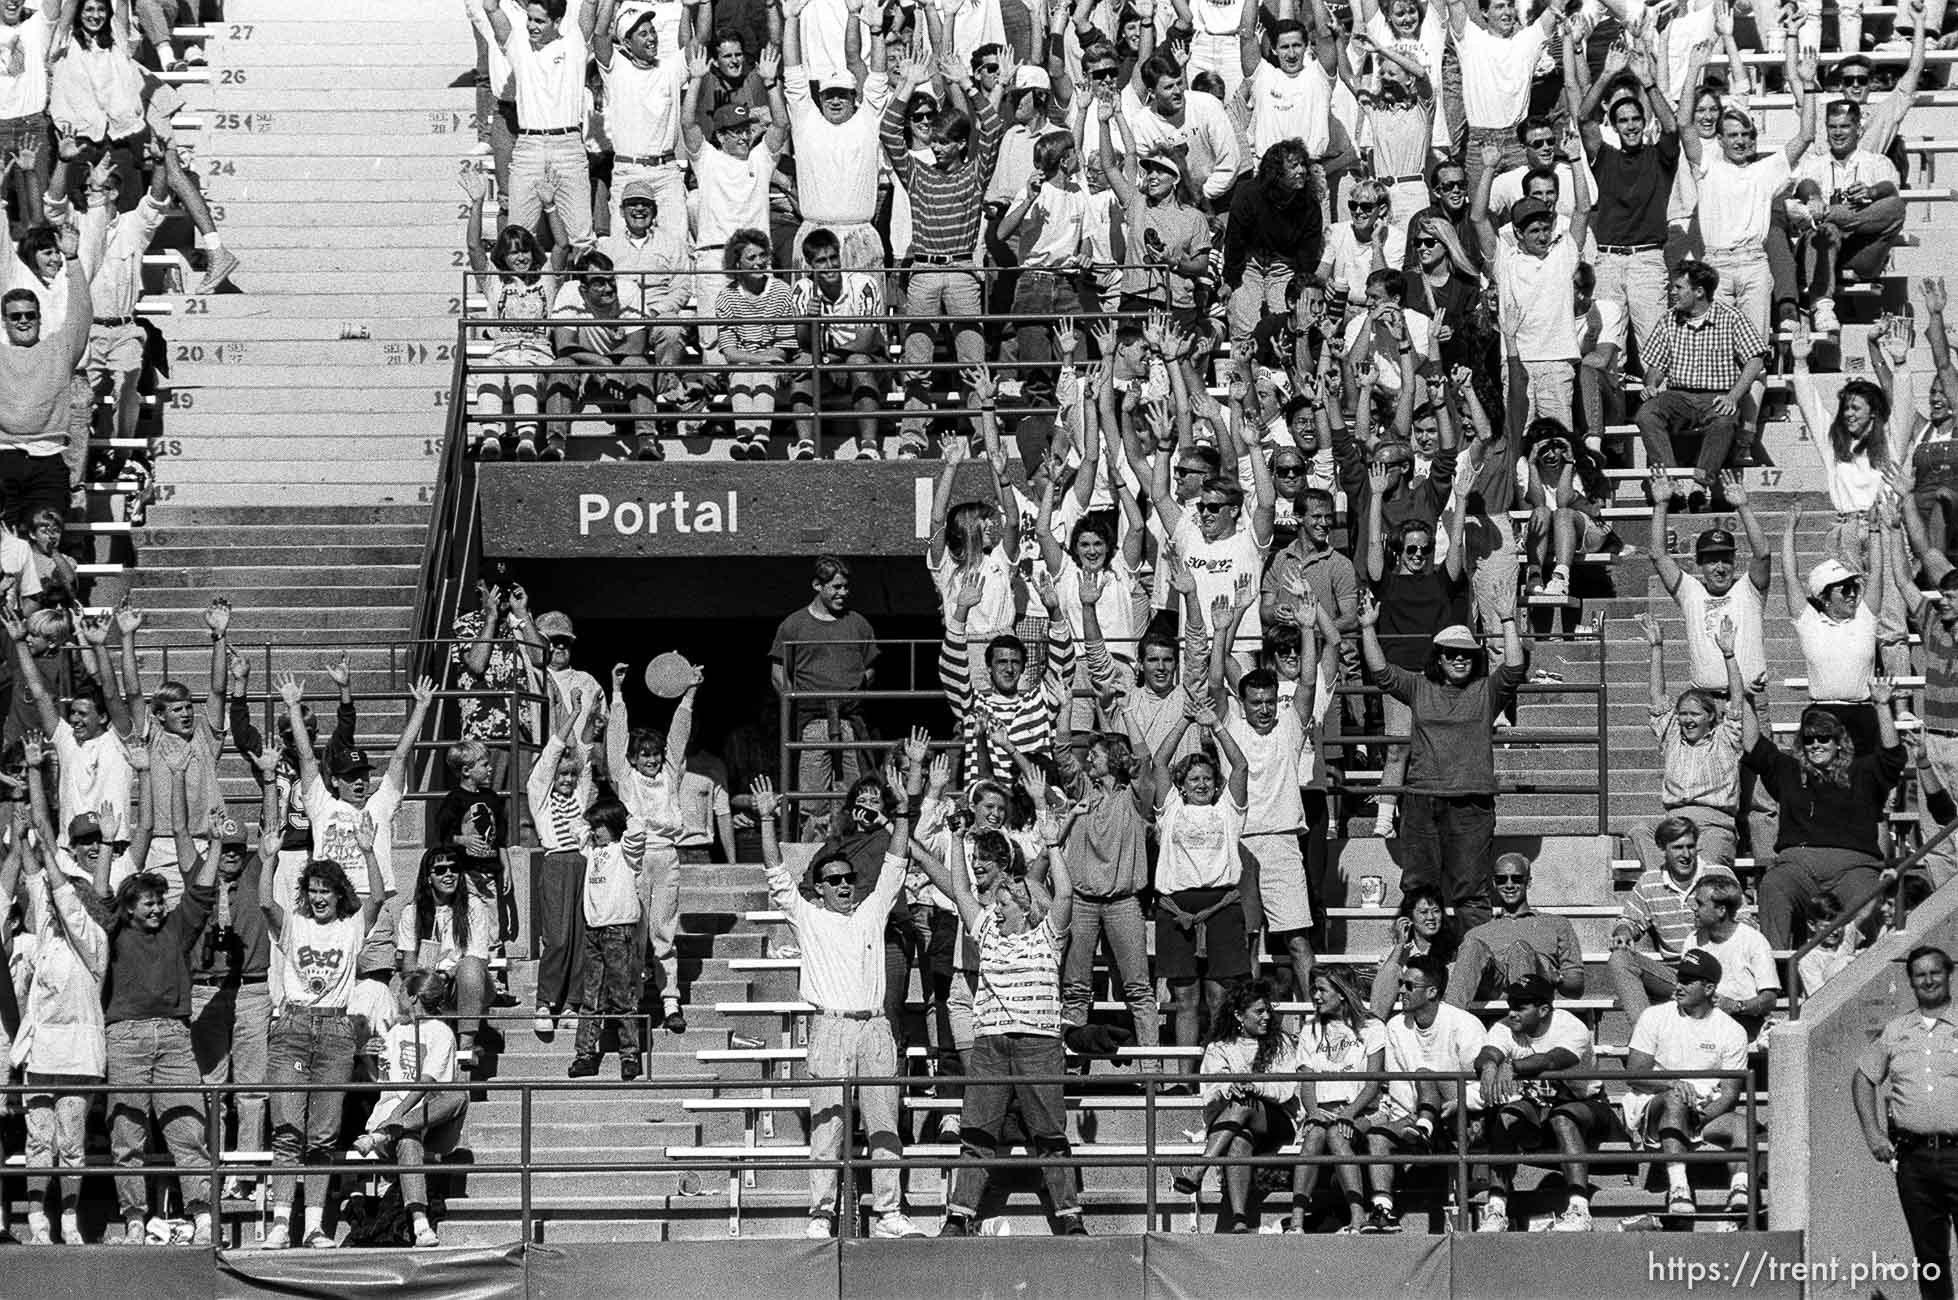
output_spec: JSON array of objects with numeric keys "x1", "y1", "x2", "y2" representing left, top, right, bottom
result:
[
  {"x1": 267, "y1": 1007, "x2": 357, "y2": 1211},
  {"x1": 107, "y1": 1017, "x2": 211, "y2": 1218},
  {"x1": 950, "y1": 1034, "x2": 1078, "y2": 1219},
  {"x1": 1010, "y1": 270, "x2": 1095, "y2": 412},
  {"x1": 1060, "y1": 895, "x2": 1159, "y2": 1046},
  {"x1": 191, "y1": 979, "x2": 272, "y2": 1159}
]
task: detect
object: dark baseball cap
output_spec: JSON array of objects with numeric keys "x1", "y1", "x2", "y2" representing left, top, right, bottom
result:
[
  {"x1": 1695, "y1": 528, "x2": 1738, "y2": 559},
  {"x1": 1509, "y1": 197, "x2": 1554, "y2": 230},
  {"x1": 329, "y1": 747, "x2": 374, "y2": 777},
  {"x1": 1505, "y1": 974, "x2": 1554, "y2": 1008},
  {"x1": 713, "y1": 102, "x2": 754, "y2": 133},
  {"x1": 1677, "y1": 948, "x2": 1724, "y2": 986}
]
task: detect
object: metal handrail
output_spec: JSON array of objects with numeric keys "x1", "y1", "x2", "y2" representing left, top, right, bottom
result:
[
  {"x1": 4, "y1": 1064, "x2": 1766, "y2": 1240},
  {"x1": 1784, "y1": 814, "x2": 1958, "y2": 1018}
]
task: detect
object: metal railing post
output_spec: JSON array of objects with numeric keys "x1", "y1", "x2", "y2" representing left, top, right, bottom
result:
[
  {"x1": 521, "y1": 1084, "x2": 535, "y2": 1244},
  {"x1": 779, "y1": 686, "x2": 794, "y2": 839},
  {"x1": 1143, "y1": 1070, "x2": 1158, "y2": 1229},
  {"x1": 1596, "y1": 640, "x2": 1611, "y2": 837},
  {"x1": 838, "y1": 1068, "x2": 856, "y2": 1239}
]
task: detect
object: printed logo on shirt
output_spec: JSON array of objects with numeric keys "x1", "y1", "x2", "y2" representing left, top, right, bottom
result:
[{"x1": 294, "y1": 944, "x2": 346, "y2": 996}]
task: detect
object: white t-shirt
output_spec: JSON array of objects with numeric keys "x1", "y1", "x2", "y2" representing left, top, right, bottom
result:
[
  {"x1": 598, "y1": 53, "x2": 686, "y2": 157},
  {"x1": 785, "y1": 65, "x2": 881, "y2": 224},
  {"x1": 1627, "y1": 1002, "x2": 1749, "y2": 1107},
  {"x1": 1697, "y1": 923, "x2": 1780, "y2": 1005},
  {"x1": 693, "y1": 141, "x2": 776, "y2": 249},
  {"x1": 1793, "y1": 148, "x2": 1900, "y2": 203},
  {"x1": 395, "y1": 895, "x2": 498, "y2": 972},
  {"x1": 1055, "y1": 554, "x2": 1139, "y2": 654},
  {"x1": 52, "y1": 722, "x2": 132, "y2": 847},
  {"x1": 0, "y1": 11, "x2": 53, "y2": 120},
  {"x1": 1248, "y1": 59, "x2": 1334, "y2": 160},
  {"x1": 282, "y1": 913, "x2": 363, "y2": 1011},
  {"x1": 1171, "y1": 514, "x2": 1267, "y2": 648},
  {"x1": 371, "y1": 1017, "x2": 460, "y2": 1121},
  {"x1": 1323, "y1": 220, "x2": 1408, "y2": 307},
  {"x1": 1485, "y1": 1007, "x2": 1603, "y2": 1099},
  {"x1": 1225, "y1": 707, "x2": 1307, "y2": 833},
  {"x1": 931, "y1": 542, "x2": 1018, "y2": 639},
  {"x1": 1384, "y1": 1002, "x2": 1488, "y2": 1115},
  {"x1": 1493, "y1": 232, "x2": 1582, "y2": 361},
  {"x1": 1155, "y1": 786, "x2": 1246, "y2": 893},
  {"x1": 1675, "y1": 571, "x2": 1768, "y2": 690},
  {"x1": 504, "y1": 26, "x2": 588, "y2": 130},
  {"x1": 1020, "y1": 179, "x2": 1093, "y2": 267},
  {"x1": 1298, "y1": 1017, "x2": 1387, "y2": 1106},
  {"x1": 1795, "y1": 602, "x2": 1877, "y2": 703},
  {"x1": 1456, "y1": 20, "x2": 1548, "y2": 129},
  {"x1": 583, "y1": 835, "x2": 644, "y2": 927},
  {"x1": 1696, "y1": 151, "x2": 1792, "y2": 251},
  {"x1": 301, "y1": 772, "x2": 405, "y2": 897}
]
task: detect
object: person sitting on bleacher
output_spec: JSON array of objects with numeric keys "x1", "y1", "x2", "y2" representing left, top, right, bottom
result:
[
  {"x1": 1611, "y1": 813, "x2": 1745, "y2": 1024},
  {"x1": 1442, "y1": 850, "x2": 1584, "y2": 1008},
  {"x1": 1519, "y1": 419, "x2": 1613, "y2": 600},
  {"x1": 549, "y1": 249, "x2": 661, "y2": 460},
  {"x1": 1289, "y1": 967, "x2": 1385, "y2": 1234},
  {"x1": 754, "y1": 753, "x2": 931, "y2": 1241},
  {"x1": 1173, "y1": 977, "x2": 1302, "y2": 1233},
  {"x1": 1361, "y1": 950, "x2": 1487, "y2": 1234},
  {"x1": 1828, "y1": 8, "x2": 1930, "y2": 179},
  {"x1": 1621, "y1": 947, "x2": 1755, "y2": 1219},
  {"x1": 1741, "y1": 677, "x2": 1906, "y2": 950},
  {"x1": 915, "y1": 782, "x2": 1081, "y2": 1237},
  {"x1": 1633, "y1": 261, "x2": 1770, "y2": 512},
  {"x1": 1473, "y1": 972, "x2": 1611, "y2": 1233},
  {"x1": 1680, "y1": 872, "x2": 1782, "y2": 1042},
  {"x1": 353, "y1": 969, "x2": 469, "y2": 1248},
  {"x1": 1789, "y1": 99, "x2": 1905, "y2": 335}
]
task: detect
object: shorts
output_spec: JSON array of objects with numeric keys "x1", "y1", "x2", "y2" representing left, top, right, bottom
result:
[
  {"x1": 1622, "y1": 1090, "x2": 1716, "y2": 1145},
  {"x1": 1155, "y1": 886, "x2": 1250, "y2": 981},
  {"x1": 1243, "y1": 831, "x2": 1311, "y2": 935},
  {"x1": 86, "y1": 320, "x2": 145, "y2": 375},
  {"x1": 1494, "y1": 1093, "x2": 1615, "y2": 1143}
]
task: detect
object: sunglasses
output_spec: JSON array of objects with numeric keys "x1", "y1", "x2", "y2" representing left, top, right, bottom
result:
[
  {"x1": 1402, "y1": 543, "x2": 1431, "y2": 555},
  {"x1": 1800, "y1": 736, "x2": 1836, "y2": 748},
  {"x1": 1377, "y1": 460, "x2": 1412, "y2": 471},
  {"x1": 1273, "y1": 646, "x2": 1302, "y2": 658},
  {"x1": 547, "y1": 636, "x2": 574, "y2": 648},
  {"x1": 1196, "y1": 501, "x2": 1230, "y2": 514},
  {"x1": 1351, "y1": 200, "x2": 1385, "y2": 213},
  {"x1": 1274, "y1": 465, "x2": 1306, "y2": 476},
  {"x1": 1434, "y1": 178, "x2": 1467, "y2": 191},
  {"x1": 1175, "y1": 465, "x2": 1207, "y2": 476},
  {"x1": 1839, "y1": 74, "x2": 1870, "y2": 85},
  {"x1": 979, "y1": 62, "x2": 999, "y2": 73},
  {"x1": 1438, "y1": 648, "x2": 1476, "y2": 661},
  {"x1": 820, "y1": 872, "x2": 858, "y2": 886},
  {"x1": 1525, "y1": 137, "x2": 1556, "y2": 150},
  {"x1": 1493, "y1": 873, "x2": 1528, "y2": 882},
  {"x1": 430, "y1": 865, "x2": 461, "y2": 877},
  {"x1": 1416, "y1": 235, "x2": 1441, "y2": 246},
  {"x1": 1088, "y1": 66, "x2": 1120, "y2": 80},
  {"x1": 3, "y1": 310, "x2": 38, "y2": 321}
]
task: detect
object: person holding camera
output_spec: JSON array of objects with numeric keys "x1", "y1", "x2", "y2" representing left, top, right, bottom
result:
[
  {"x1": 1521, "y1": 420, "x2": 1614, "y2": 599},
  {"x1": 1791, "y1": 99, "x2": 1905, "y2": 335}
]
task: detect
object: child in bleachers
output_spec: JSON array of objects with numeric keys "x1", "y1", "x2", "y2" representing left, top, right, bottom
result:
[{"x1": 568, "y1": 797, "x2": 646, "y2": 1080}]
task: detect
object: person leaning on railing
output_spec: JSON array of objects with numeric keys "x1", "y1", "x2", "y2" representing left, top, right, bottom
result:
[{"x1": 769, "y1": 555, "x2": 878, "y2": 841}]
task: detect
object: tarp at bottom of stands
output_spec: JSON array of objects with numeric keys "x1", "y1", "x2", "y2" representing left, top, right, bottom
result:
[
  {"x1": 214, "y1": 1240, "x2": 525, "y2": 1300},
  {"x1": 843, "y1": 1234, "x2": 1143, "y2": 1299},
  {"x1": 1146, "y1": 1229, "x2": 1450, "y2": 1299},
  {"x1": 4, "y1": 1243, "x2": 219, "y2": 1300},
  {"x1": 1452, "y1": 1230, "x2": 1805, "y2": 1300},
  {"x1": 529, "y1": 1239, "x2": 840, "y2": 1300}
]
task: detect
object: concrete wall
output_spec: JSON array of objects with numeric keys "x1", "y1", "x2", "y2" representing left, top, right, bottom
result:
[{"x1": 1771, "y1": 884, "x2": 1958, "y2": 1298}]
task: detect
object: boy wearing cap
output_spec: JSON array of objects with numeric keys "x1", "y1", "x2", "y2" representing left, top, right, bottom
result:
[
  {"x1": 781, "y1": 0, "x2": 887, "y2": 272},
  {"x1": 593, "y1": 0, "x2": 690, "y2": 243},
  {"x1": 682, "y1": 46, "x2": 788, "y2": 264},
  {"x1": 1474, "y1": 974, "x2": 1611, "y2": 1232},
  {"x1": 1470, "y1": 143, "x2": 1589, "y2": 431},
  {"x1": 1623, "y1": 947, "x2": 1755, "y2": 1217}
]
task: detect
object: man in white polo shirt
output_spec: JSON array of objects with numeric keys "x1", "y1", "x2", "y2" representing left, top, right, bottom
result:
[
  {"x1": 594, "y1": 0, "x2": 690, "y2": 245},
  {"x1": 1693, "y1": 57, "x2": 1817, "y2": 339},
  {"x1": 481, "y1": 0, "x2": 600, "y2": 250},
  {"x1": 1472, "y1": 165, "x2": 1589, "y2": 430},
  {"x1": 1445, "y1": 0, "x2": 1562, "y2": 197},
  {"x1": 782, "y1": 0, "x2": 887, "y2": 271}
]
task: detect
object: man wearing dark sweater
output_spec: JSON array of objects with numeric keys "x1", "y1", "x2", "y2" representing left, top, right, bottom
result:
[{"x1": 99, "y1": 766, "x2": 221, "y2": 1244}]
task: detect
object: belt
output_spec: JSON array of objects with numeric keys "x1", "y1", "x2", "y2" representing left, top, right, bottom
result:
[
  {"x1": 1376, "y1": 173, "x2": 1426, "y2": 185},
  {"x1": 193, "y1": 975, "x2": 268, "y2": 988},
  {"x1": 909, "y1": 253, "x2": 969, "y2": 266},
  {"x1": 93, "y1": 315, "x2": 135, "y2": 327},
  {"x1": 1595, "y1": 242, "x2": 1663, "y2": 255},
  {"x1": 816, "y1": 1007, "x2": 880, "y2": 1020},
  {"x1": 1074, "y1": 888, "x2": 1137, "y2": 904},
  {"x1": 1896, "y1": 1131, "x2": 1958, "y2": 1151},
  {"x1": 1021, "y1": 267, "x2": 1073, "y2": 279},
  {"x1": 281, "y1": 1005, "x2": 349, "y2": 1018},
  {"x1": 519, "y1": 125, "x2": 580, "y2": 136},
  {"x1": 615, "y1": 151, "x2": 676, "y2": 166}
]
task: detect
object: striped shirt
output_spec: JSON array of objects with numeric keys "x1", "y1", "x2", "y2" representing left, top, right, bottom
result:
[
  {"x1": 1922, "y1": 615, "x2": 1958, "y2": 735},
  {"x1": 972, "y1": 909, "x2": 1063, "y2": 1037},
  {"x1": 713, "y1": 279, "x2": 797, "y2": 351},
  {"x1": 1616, "y1": 861, "x2": 1740, "y2": 958},
  {"x1": 525, "y1": 735, "x2": 595, "y2": 853},
  {"x1": 788, "y1": 272, "x2": 883, "y2": 353},
  {"x1": 1651, "y1": 708, "x2": 1743, "y2": 816},
  {"x1": 880, "y1": 97, "x2": 1003, "y2": 261},
  {"x1": 1641, "y1": 300, "x2": 1767, "y2": 394},
  {"x1": 940, "y1": 616, "x2": 1075, "y2": 780}
]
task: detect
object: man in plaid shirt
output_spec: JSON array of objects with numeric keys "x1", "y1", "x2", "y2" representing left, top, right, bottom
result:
[{"x1": 1633, "y1": 259, "x2": 1770, "y2": 508}]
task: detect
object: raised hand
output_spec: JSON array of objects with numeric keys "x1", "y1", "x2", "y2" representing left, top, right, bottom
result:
[
  {"x1": 962, "y1": 363, "x2": 997, "y2": 406},
  {"x1": 460, "y1": 166, "x2": 489, "y2": 204},
  {"x1": 1358, "y1": 590, "x2": 1381, "y2": 628},
  {"x1": 611, "y1": 662, "x2": 629, "y2": 693},
  {"x1": 1209, "y1": 593, "x2": 1234, "y2": 628},
  {"x1": 750, "y1": 775, "x2": 779, "y2": 821},
  {"x1": 1053, "y1": 316, "x2": 1078, "y2": 357},
  {"x1": 410, "y1": 675, "x2": 436, "y2": 708},
  {"x1": 115, "y1": 598, "x2": 144, "y2": 636},
  {"x1": 1721, "y1": 469, "x2": 1748, "y2": 507},
  {"x1": 1089, "y1": 319, "x2": 1120, "y2": 358},
  {"x1": 1871, "y1": 676, "x2": 1896, "y2": 706},
  {"x1": 903, "y1": 725, "x2": 931, "y2": 769},
  {"x1": 1368, "y1": 462, "x2": 1391, "y2": 496},
  {"x1": 1232, "y1": 571, "x2": 1256, "y2": 611},
  {"x1": 1480, "y1": 141, "x2": 1502, "y2": 170},
  {"x1": 927, "y1": 750, "x2": 953, "y2": 794},
  {"x1": 685, "y1": 43, "x2": 712, "y2": 79},
  {"x1": 0, "y1": 604, "x2": 25, "y2": 643},
  {"x1": 325, "y1": 651, "x2": 351, "y2": 689},
  {"x1": 1926, "y1": 276, "x2": 1948, "y2": 316},
  {"x1": 954, "y1": 568, "x2": 986, "y2": 614},
  {"x1": 1713, "y1": 615, "x2": 1737, "y2": 658},
  {"x1": 21, "y1": 729, "x2": 44, "y2": 767},
  {"x1": 756, "y1": 43, "x2": 781, "y2": 82},
  {"x1": 202, "y1": 596, "x2": 231, "y2": 638},
  {"x1": 1647, "y1": 466, "x2": 1676, "y2": 506},
  {"x1": 1637, "y1": 611, "x2": 1663, "y2": 646},
  {"x1": 353, "y1": 810, "x2": 379, "y2": 853},
  {"x1": 275, "y1": 672, "x2": 303, "y2": 707}
]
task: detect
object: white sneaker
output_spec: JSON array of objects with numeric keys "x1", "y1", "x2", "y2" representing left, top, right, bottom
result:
[
  {"x1": 1478, "y1": 1207, "x2": 1509, "y2": 1233},
  {"x1": 1372, "y1": 814, "x2": 1395, "y2": 839},
  {"x1": 871, "y1": 1212, "x2": 929, "y2": 1238},
  {"x1": 1810, "y1": 298, "x2": 1841, "y2": 333},
  {"x1": 1552, "y1": 1206, "x2": 1593, "y2": 1231},
  {"x1": 1542, "y1": 571, "x2": 1569, "y2": 597},
  {"x1": 261, "y1": 1221, "x2": 291, "y2": 1250},
  {"x1": 805, "y1": 1217, "x2": 834, "y2": 1240}
]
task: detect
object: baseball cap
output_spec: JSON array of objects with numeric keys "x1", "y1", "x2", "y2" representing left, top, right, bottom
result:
[
  {"x1": 216, "y1": 816, "x2": 248, "y2": 850},
  {"x1": 1509, "y1": 197, "x2": 1554, "y2": 230},
  {"x1": 1806, "y1": 557, "x2": 1862, "y2": 600},
  {"x1": 1676, "y1": 948, "x2": 1724, "y2": 986},
  {"x1": 613, "y1": 0, "x2": 658, "y2": 39},
  {"x1": 812, "y1": 77, "x2": 856, "y2": 97},
  {"x1": 67, "y1": 811, "x2": 102, "y2": 844},
  {"x1": 1138, "y1": 145, "x2": 1183, "y2": 177},
  {"x1": 1012, "y1": 65, "x2": 1051, "y2": 92},
  {"x1": 537, "y1": 610, "x2": 577, "y2": 641},
  {"x1": 712, "y1": 102, "x2": 754, "y2": 133},
  {"x1": 330, "y1": 747, "x2": 375, "y2": 777},
  {"x1": 1504, "y1": 973, "x2": 1554, "y2": 1008},
  {"x1": 1694, "y1": 528, "x2": 1737, "y2": 559},
  {"x1": 617, "y1": 180, "x2": 659, "y2": 208},
  {"x1": 1432, "y1": 625, "x2": 1479, "y2": 652}
]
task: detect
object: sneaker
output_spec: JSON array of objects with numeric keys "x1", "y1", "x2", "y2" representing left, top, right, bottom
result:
[
  {"x1": 261, "y1": 1222, "x2": 291, "y2": 1250},
  {"x1": 124, "y1": 1217, "x2": 146, "y2": 1244},
  {"x1": 1551, "y1": 1206, "x2": 1593, "y2": 1232},
  {"x1": 414, "y1": 1225, "x2": 442, "y2": 1248},
  {"x1": 871, "y1": 1212, "x2": 928, "y2": 1238},
  {"x1": 196, "y1": 247, "x2": 240, "y2": 294},
  {"x1": 937, "y1": 1215, "x2": 973, "y2": 1237},
  {"x1": 1810, "y1": 297, "x2": 1841, "y2": 333},
  {"x1": 620, "y1": 1054, "x2": 643, "y2": 1081},
  {"x1": 539, "y1": 437, "x2": 566, "y2": 462},
  {"x1": 664, "y1": 1009, "x2": 688, "y2": 1034},
  {"x1": 476, "y1": 437, "x2": 504, "y2": 462},
  {"x1": 514, "y1": 437, "x2": 538, "y2": 461},
  {"x1": 1058, "y1": 1214, "x2": 1089, "y2": 1236},
  {"x1": 567, "y1": 1055, "x2": 601, "y2": 1078},
  {"x1": 189, "y1": 1217, "x2": 212, "y2": 1247},
  {"x1": 805, "y1": 1217, "x2": 834, "y2": 1240},
  {"x1": 1478, "y1": 1207, "x2": 1509, "y2": 1233},
  {"x1": 1542, "y1": 571, "x2": 1569, "y2": 598},
  {"x1": 791, "y1": 438, "x2": 818, "y2": 461},
  {"x1": 633, "y1": 436, "x2": 664, "y2": 461},
  {"x1": 534, "y1": 1009, "x2": 557, "y2": 1038},
  {"x1": 1361, "y1": 1204, "x2": 1400, "y2": 1234},
  {"x1": 303, "y1": 1229, "x2": 337, "y2": 1249},
  {"x1": 854, "y1": 439, "x2": 883, "y2": 460},
  {"x1": 1371, "y1": 813, "x2": 1395, "y2": 839}
]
